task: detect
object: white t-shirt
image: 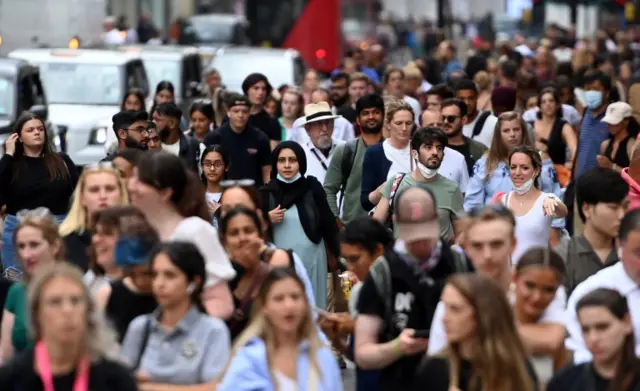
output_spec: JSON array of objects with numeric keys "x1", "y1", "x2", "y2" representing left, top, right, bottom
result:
[
  {"x1": 428, "y1": 284, "x2": 567, "y2": 355},
  {"x1": 169, "y1": 217, "x2": 236, "y2": 287},
  {"x1": 382, "y1": 140, "x2": 411, "y2": 179},
  {"x1": 162, "y1": 141, "x2": 181, "y2": 156},
  {"x1": 522, "y1": 104, "x2": 582, "y2": 127},
  {"x1": 206, "y1": 192, "x2": 222, "y2": 204},
  {"x1": 462, "y1": 112, "x2": 498, "y2": 148},
  {"x1": 440, "y1": 147, "x2": 469, "y2": 193}
]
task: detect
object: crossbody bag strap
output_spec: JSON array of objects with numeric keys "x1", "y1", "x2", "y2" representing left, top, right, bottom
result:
[
  {"x1": 310, "y1": 149, "x2": 328, "y2": 171},
  {"x1": 228, "y1": 263, "x2": 269, "y2": 330},
  {"x1": 133, "y1": 315, "x2": 152, "y2": 371}
]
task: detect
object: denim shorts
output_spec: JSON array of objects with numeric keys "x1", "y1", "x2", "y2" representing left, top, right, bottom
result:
[{"x1": 1, "y1": 214, "x2": 66, "y2": 281}]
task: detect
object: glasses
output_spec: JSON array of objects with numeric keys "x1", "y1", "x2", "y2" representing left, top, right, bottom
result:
[
  {"x1": 126, "y1": 126, "x2": 151, "y2": 136},
  {"x1": 202, "y1": 161, "x2": 225, "y2": 169},
  {"x1": 220, "y1": 179, "x2": 256, "y2": 189},
  {"x1": 16, "y1": 207, "x2": 53, "y2": 222},
  {"x1": 193, "y1": 98, "x2": 213, "y2": 106},
  {"x1": 441, "y1": 115, "x2": 459, "y2": 123}
]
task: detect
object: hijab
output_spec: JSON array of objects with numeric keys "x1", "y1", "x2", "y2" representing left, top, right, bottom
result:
[{"x1": 264, "y1": 141, "x2": 308, "y2": 209}]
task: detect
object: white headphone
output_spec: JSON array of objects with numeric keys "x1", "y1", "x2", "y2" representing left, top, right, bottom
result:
[{"x1": 186, "y1": 283, "x2": 196, "y2": 295}]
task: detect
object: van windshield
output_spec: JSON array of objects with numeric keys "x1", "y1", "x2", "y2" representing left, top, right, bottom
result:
[
  {"x1": 0, "y1": 78, "x2": 13, "y2": 117},
  {"x1": 143, "y1": 60, "x2": 180, "y2": 93},
  {"x1": 39, "y1": 63, "x2": 122, "y2": 105}
]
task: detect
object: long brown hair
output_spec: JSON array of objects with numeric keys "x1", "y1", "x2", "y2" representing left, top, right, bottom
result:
[
  {"x1": 11, "y1": 112, "x2": 69, "y2": 182},
  {"x1": 577, "y1": 288, "x2": 640, "y2": 391},
  {"x1": 508, "y1": 145, "x2": 543, "y2": 189},
  {"x1": 485, "y1": 111, "x2": 532, "y2": 181},
  {"x1": 443, "y1": 274, "x2": 535, "y2": 391}
]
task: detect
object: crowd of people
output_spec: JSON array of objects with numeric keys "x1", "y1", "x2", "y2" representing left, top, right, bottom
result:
[{"x1": 1, "y1": 22, "x2": 640, "y2": 391}]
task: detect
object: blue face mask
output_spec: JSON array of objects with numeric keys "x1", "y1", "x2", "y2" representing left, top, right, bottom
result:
[
  {"x1": 114, "y1": 236, "x2": 153, "y2": 268},
  {"x1": 277, "y1": 173, "x2": 302, "y2": 184},
  {"x1": 584, "y1": 90, "x2": 603, "y2": 110}
]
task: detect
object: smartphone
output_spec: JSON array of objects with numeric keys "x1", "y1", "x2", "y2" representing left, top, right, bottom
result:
[
  {"x1": 413, "y1": 329, "x2": 430, "y2": 339},
  {"x1": 313, "y1": 307, "x2": 331, "y2": 317}
]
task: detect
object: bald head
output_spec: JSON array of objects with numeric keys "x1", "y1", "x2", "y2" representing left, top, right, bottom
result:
[{"x1": 421, "y1": 109, "x2": 442, "y2": 127}]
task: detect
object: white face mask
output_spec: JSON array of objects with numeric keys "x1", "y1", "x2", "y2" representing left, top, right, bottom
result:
[
  {"x1": 415, "y1": 158, "x2": 438, "y2": 179},
  {"x1": 513, "y1": 178, "x2": 535, "y2": 195}
]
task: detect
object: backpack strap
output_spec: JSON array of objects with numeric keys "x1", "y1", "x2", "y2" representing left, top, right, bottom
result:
[
  {"x1": 386, "y1": 173, "x2": 406, "y2": 223},
  {"x1": 472, "y1": 111, "x2": 491, "y2": 138},
  {"x1": 369, "y1": 255, "x2": 394, "y2": 340},
  {"x1": 339, "y1": 139, "x2": 359, "y2": 209}
]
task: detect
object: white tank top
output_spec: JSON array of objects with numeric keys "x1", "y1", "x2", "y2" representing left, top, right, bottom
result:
[{"x1": 502, "y1": 192, "x2": 553, "y2": 265}]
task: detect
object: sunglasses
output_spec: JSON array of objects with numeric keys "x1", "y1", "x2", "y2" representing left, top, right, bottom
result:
[
  {"x1": 16, "y1": 207, "x2": 53, "y2": 222},
  {"x1": 442, "y1": 115, "x2": 459, "y2": 124},
  {"x1": 220, "y1": 179, "x2": 256, "y2": 189}
]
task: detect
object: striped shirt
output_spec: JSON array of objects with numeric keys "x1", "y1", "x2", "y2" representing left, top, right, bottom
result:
[{"x1": 576, "y1": 109, "x2": 608, "y2": 177}]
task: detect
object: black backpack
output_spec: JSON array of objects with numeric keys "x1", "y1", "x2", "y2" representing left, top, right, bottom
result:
[{"x1": 338, "y1": 139, "x2": 359, "y2": 209}]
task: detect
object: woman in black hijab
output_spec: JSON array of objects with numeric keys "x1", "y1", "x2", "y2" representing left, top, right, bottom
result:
[{"x1": 260, "y1": 141, "x2": 339, "y2": 309}]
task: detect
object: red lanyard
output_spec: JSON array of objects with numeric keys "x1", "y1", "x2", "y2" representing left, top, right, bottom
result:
[{"x1": 35, "y1": 341, "x2": 89, "y2": 391}]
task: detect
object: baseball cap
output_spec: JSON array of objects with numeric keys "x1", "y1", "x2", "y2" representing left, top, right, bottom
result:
[
  {"x1": 112, "y1": 110, "x2": 154, "y2": 131},
  {"x1": 394, "y1": 187, "x2": 440, "y2": 243},
  {"x1": 602, "y1": 102, "x2": 633, "y2": 125},
  {"x1": 225, "y1": 93, "x2": 251, "y2": 109}
]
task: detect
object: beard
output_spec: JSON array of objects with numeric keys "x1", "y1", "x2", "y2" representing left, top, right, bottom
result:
[
  {"x1": 445, "y1": 126, "x2": 463, "y2": 138},
  {"x1": 360, "y1": 121, "x2": 383, "y2": 135},
  {"x1": 124, "y1": 136, "x2": 148, "y2": 151},
  {"x1": 332, "y1": 94, "x2": 348, "y2": 108},
  {"x1": 421, "y1": 155, "x2": 442, "y2": 170}
]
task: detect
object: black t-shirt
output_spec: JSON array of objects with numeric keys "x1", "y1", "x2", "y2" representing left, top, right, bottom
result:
[
  {"x1": 204, "y1": 124, "x2": 272, "y2": 186},
  {"x1": 412, "y1": 357, "x2": 538, "y2": 391},
  {"x1": 547, "y1": 362, "x2": 640, "y2": 391},
  {"x1": 356, "y1": 249, "x2": 444, "y2": 391},
  {"x1": 106, "y1": 281, "x2": 157, "y2": 342},
  {"x1": 447, "y1": 142, "x2": 475, "y2": 176},
  {"x1": 249, "y1": 110, "x2": 281, "y2": 141},
  {"x1": 0, "y1": 348, "x2": 137, "y2": 391},
  {"x1": 338, "y1": 105, "x2": 357, "y2": 124}
]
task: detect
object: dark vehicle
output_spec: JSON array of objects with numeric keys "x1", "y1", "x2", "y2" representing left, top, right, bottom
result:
[
  {"x1": 189, "y1": 13, "x2": 249, "y2": 45},
  {"x1": 117, "y1": 45, "x2": 203, "y2": 113},
  {"x1": 0, "y1": 58, "x2": 52, "y2": 155}
]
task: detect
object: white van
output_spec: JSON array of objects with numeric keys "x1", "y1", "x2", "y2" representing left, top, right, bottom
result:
[{"x1": 9, "y1": 49, "x2": 150, "y2": 165}]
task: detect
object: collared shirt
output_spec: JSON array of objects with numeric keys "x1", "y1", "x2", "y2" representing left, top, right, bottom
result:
[
  {"x1": 121, "y1": 306, "x2": 230, "y2": 385},
  {"x1": 565, "y1": 262, "x2": 640, "y2": 363},
  {"x1": 303, "y1": 138, "x2": 346, "y2": 184},
  {"x1": 576, "y1": 109, "x2": 608, "y2": 177},
  {"x1": 554, "y1": 235, "x2": 618, "y2": 296}
]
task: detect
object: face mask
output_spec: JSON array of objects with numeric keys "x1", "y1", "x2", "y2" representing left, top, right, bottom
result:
[
  {"x1": 415, "y1": 158, "x2": 438, "y2": 179},
  {"x1": 277, "y1": 173, "x2": 301, "y2": 184},
  {"x1": 513, "y1": 178, "x2": 535, "y2": 195},
  {"x1": 584, "y1": 90, "x2": 603, "y2": 110}
]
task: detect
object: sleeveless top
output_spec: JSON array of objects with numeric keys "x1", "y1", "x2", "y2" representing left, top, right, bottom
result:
[
  {"x1": 502, "y1": 192, "x2": 553, "y2": 265},
  {"x1": 540, "y1": 118, "x2": 568, "y2": 165},
  {"x1": 604, "y1": 135, "x2": 632, "y2": 169},
  {"x1": 105, "y1": 281, "x2": 157, "y2": 342}
]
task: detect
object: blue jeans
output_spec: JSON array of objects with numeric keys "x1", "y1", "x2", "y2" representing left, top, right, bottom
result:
[{"x1": 2, "y1": 214, "x2": 66, "y2": 280}]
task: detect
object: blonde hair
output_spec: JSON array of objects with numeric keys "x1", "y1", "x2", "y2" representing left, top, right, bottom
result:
[
  {"x1": 385, "y1": 100, "x2": 414, "y2": 123},
  {"x1": 27, "y1": 262, "x2": 119, "y2": 361},
  {"x1": 14, "y1": 213, "x2": 65, "y2": 278},
  {"x1": 221, "y1": 269, "x2": 323, "y2": 391},
  {"x1": 442, "y1": 274, "x2": 535, "y2": 391},
  {"x1": 485, "y1": 111, "x2": 532, "y2": 181},
  {"x1": 403, "y1": 62, "x2": 423, "y2": 79},
  {"x1": 59, "y1": 168, "x2": 128, "y2": 236},
  {"x1": 473, "y1": 71, "x2": 491, "y2": 91}
]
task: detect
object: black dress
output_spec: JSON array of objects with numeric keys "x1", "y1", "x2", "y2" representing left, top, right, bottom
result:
[
  {"x1": 0, "y1": 347, "x2": 137, "y2": 391},
  {"x1": 604, "y1": 134, "x2": 633, "y2": 169}
]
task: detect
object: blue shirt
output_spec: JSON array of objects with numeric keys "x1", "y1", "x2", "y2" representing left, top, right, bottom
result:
[
  {"x1": 464, "y1": 155, "x2": 565, "y2": 228},
  {"x1": 576, "y1": 109, "x2": 608, "y2": 177},
  {"x1": 217, "y1": 337, "x2": 343, "y2": 391}
]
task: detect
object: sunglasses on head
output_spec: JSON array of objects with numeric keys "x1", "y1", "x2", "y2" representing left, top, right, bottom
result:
[
  {"x1": 16, "y1": 207, "x2": 53, "y2": 222},
  {"x1": 220, "y1": 179, "x2": 256, "y2": 189},
  {"x1": 442, "y1": 115, "x2": 459, "y2": 124}
]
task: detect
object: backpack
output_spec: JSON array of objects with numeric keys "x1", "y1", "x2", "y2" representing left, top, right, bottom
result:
[
  {"x1": 369, "y1": 246, "x2": 469, "y2": 341},
  {"x1": 385, "y1": 173, "x2": 406, "y2": 230},
  {"x1": 471, "y1": 111, "x2": 491, "y2": 138},
  {"x1": 339, "y1": 139, "x2": 359, "y2": 209}
]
